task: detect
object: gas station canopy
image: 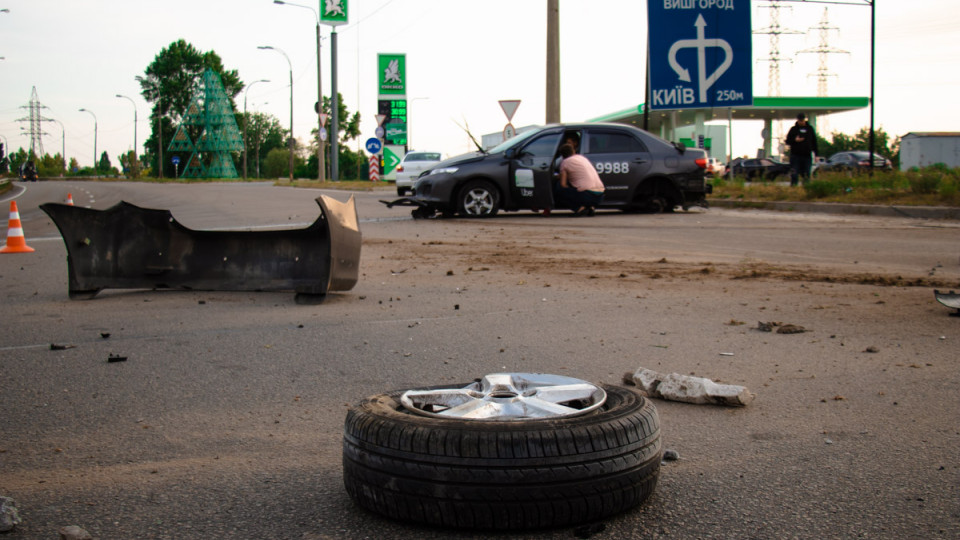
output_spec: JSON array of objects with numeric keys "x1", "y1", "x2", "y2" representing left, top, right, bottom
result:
[{"x1": 590, "y1": 96, "x2": 869, "y2": 157}]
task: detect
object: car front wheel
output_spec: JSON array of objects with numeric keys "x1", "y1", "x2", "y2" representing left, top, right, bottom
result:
[{"x1": 457, "y1": 180, "x2": 499, "y2": 217}]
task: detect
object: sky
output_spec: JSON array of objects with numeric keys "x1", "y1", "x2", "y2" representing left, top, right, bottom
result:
[{"x1": 1, "y1": 0, "x2": 958, "y2": 171}]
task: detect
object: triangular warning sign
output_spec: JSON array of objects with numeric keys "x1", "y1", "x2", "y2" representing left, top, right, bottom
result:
[{"x1": 499, "y1": 100, "x2": 521, "y2": 122}]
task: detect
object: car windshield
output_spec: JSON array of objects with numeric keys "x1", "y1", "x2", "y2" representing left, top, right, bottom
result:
[{"x1": 487, "y1": 128, "x2": 543, "y2": 154}]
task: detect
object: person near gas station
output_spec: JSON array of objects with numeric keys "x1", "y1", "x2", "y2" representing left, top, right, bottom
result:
[{"x1": 785, "y1": 113, "x2": 819, "y2": 186}]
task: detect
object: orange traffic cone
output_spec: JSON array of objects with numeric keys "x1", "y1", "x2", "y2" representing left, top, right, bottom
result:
[
  {"x1": 1, "y1": 201, "x2": 35, "y2": 254},
  {"x1": 66, "y1": 193, "x2": 74, "y2": 205}
]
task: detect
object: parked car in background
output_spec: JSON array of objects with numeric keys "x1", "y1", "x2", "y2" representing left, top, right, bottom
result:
[
  {"x1": 811, "y1": 156, "x2": 826, "y2": 175},
  {"x1": 395, "y1": 151, "x2": 442, "y2": 195},
  {"x1": 728, "y1": 157, "x2": 791, "y2": 181},
  {"x1": 706, "y1": 158, "x2": 726, "y2": 177},
  {"x1": 817, "y1": 151, "x2": 893, "y2": 173}
]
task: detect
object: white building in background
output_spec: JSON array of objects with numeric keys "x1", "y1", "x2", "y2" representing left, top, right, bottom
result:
[{"x1": 899, "y1": 133, "x2": 960, "y2": 171}]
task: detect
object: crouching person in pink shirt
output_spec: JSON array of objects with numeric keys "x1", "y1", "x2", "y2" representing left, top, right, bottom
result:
[{"x1": 555, "y1": 143, "x2": 605, "y2": 216}]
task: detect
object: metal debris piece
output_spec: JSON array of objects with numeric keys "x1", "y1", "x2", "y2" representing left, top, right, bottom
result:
[
  {"x1": 623, "y1": 367, "x2": 755, "y2": 406},
  {"x1": 40, "y1": 195, "x2": 360, "y2": 304},
  {"x1": 934, "y1": 290, "x2": 960, "y2": 317},
  {"x1": 107, "y1": 354, "x2": 128, "y2": 363},
  {"x1": 49, "y1": 344, "x2": 76, "y2": 351}
]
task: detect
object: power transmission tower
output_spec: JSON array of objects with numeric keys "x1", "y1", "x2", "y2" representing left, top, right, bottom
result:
[
  {"x1": 754, "y1": 1, "x2": 802, "y2": 154},
  {"x1": 798, "y1": 8, "x2": 849, "y2": 97},
  {"x1": 17, "y1": 86, "x2": 47, "y2": 157}
]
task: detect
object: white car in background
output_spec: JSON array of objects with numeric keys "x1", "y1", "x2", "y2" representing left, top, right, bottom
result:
[
  {"x1": 395, "y1": 151, "x2": 442, "y2": 195},
  {"x1": 706, "y1": 158, "x2": 726, "y2": 177}
]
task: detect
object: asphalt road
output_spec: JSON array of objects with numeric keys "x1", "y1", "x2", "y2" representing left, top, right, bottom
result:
[{"x1": 1, "y1": 180, "x2": 958, "y2": 539}]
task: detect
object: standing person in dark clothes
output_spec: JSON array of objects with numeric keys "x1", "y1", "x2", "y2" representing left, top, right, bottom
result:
[{"x1": 785, "y1": 113, "x2": 819, "y2": 186}]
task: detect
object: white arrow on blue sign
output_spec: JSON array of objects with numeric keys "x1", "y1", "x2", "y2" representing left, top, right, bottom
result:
[
  {"x1": 365, "y1": 137, "x2": 382, "y2": 154},
  {"x1": 171, "y1": 156, "x2": 181, "y2": 165}
]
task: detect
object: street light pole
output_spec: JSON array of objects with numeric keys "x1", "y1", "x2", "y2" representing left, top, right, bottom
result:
[
  {"x1": 274, "y1": 0, "x2": 325, "y2": 182},
  {"x1": 258, "y1": 45, "x2": 294, "y2": 181},
  {"x1": 78, "y1": 108, "x2": 97, "y2": 175},
  {"x1": 243, "y1": 79, "x2": 269, "y2": 180},
  {"x1": 116, "y1": 94, "x2": 138, "y2": 177}
]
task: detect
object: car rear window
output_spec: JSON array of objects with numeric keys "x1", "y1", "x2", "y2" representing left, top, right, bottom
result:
[
  {"x1": 586, "y1": 132, "x2": 646, "y2": 154},
  {"x1": 405, "y1": 153, "x2": 441, "y2": 161}
]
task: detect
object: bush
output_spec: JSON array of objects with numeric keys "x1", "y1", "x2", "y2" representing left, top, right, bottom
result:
[{"x1": 909, "y1": 172, "x2": 941, "y2": 195}]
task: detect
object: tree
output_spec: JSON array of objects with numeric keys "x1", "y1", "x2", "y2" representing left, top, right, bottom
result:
[
  {"x1": 264, "y1": 147, "x2": 302, "y2": 179},
  {"x1": 8, "y1": 148, "x2": 27, "y2": 175},
  {"x1": 98, "y1": 151, "x2": 112, "y2": 174},
  {"x1": 119, "y1": 150, "x2": 140, "y2": 177},
  {"x1": 821, "y1": 127, "x2": 897, "y2": 162},
  {"x1": 138, "y1": 40, "x2": 243, "y2": 178},
  {"x1": 241, "y1": 111, "x2": 288, "y2": 178},
  {"x1": 38, "y1": 153, "x2": 64, "y2": 177},
  {"x1": 69, "y1": 157, "x2": 79, "y2": 174}
]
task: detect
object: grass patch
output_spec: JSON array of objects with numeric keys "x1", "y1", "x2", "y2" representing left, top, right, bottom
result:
[{"x1": 711, "y1": 166, "x2": 960, "y2": 206}]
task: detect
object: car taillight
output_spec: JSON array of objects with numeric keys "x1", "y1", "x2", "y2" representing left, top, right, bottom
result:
[
  {"x1": 695, "y1": 158, "x2": 708, "y2": 169},
  {"x1": 396, "y1": 165, "x2": 404, "y2": 172}
]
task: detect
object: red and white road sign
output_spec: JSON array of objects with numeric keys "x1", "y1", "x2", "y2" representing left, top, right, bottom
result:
[
  {"x1": 319, "y1": 113, "x2": 329, "y2": 128},
  {"x1": 375, "y1": 114, "x2": 387, "y2": 127},
  {"x1": 368, "y1": 154, "x2": 381, "y2": 182}
]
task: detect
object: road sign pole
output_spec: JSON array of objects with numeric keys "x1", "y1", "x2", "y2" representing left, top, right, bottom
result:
[{"x1": 331, "y1": 28, "x2": 339, "y2": 181}]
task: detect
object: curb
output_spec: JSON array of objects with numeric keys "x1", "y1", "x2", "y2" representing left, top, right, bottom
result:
[{"x1": 708, "y1": 199, "x2": 960, "y2": 221}]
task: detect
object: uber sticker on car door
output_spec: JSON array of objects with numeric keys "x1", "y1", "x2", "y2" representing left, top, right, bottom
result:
[{"x1": 515, "y1": 169, "x2": 535, "y2": 196}]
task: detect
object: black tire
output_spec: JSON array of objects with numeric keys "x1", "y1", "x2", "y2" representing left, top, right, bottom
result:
[
  {"x1": 457, "y1": 180, "x2": 499, "y2": 217},
  {"x1": 397, "y1": 187, "x2": 407, "y2": 196},
  {"x1": 342, "y1": 384, "x2": 661, "y2": 531}
]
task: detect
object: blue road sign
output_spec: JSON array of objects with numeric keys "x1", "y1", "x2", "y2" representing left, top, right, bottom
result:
[
  {"x1": 171, "y1": 155, "x2": 181, "y2": 165},
  {"x1": 648, "y1": 2, "x2": 752, "y2": 110},
  {"x1": 365, "y1": 137, "x2": 382, "y2": 154}
]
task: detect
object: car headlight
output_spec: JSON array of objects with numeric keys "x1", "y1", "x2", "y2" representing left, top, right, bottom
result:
[{"x1": 428, "y1": 167, "x2": 459, "y2": 176}]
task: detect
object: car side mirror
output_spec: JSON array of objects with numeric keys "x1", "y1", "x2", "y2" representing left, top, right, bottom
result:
[{"x1": 504, "y1": 148, "x2": 517, "y2": 160}]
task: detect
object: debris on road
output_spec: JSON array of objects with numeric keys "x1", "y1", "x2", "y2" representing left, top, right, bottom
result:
[
  {"x1": 107, "y1": 354, "x2": 128, "y2": 363},
  {"x1": 49, "y1": 343, "x2": 76, "y2": 351},
  {"x1": 59, "y1": 525, "x2": 93, "y2": 540},
  {"x1": 933, "y1": 290, "x2": 960, "y2": 316},
  {"x1": 623, "y1": 367, "x2": 755, "y2": 406},
  {"x1": 756, "y1": 321, "x2": 808, "y2": 334},
  {"x1": 662, "y1": 448, "x2": 680, "y2": 462},
  {"x1": 0, "y1": 496, "x2": 21, "y2": 532},
  {"x1": 40, "y1": 194, "x2": 360, "y2": 304}
]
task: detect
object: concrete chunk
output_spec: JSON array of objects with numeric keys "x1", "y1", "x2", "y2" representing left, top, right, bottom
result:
[{"x1": 623, "y1": 367, "x2": 754, "y2": 406}]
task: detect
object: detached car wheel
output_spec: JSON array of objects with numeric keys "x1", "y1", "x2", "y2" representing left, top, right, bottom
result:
[
  {"x1": 458, "y1": 180, "x2": 499, "y2": 217},
  {"x1": 342, "y1": 373, "x2": 662, "y2": 531}
]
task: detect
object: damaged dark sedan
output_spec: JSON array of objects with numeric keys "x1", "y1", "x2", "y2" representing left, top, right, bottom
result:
[{"x1": 382, "y1": 123, "x2": 711, "y2": 218}]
